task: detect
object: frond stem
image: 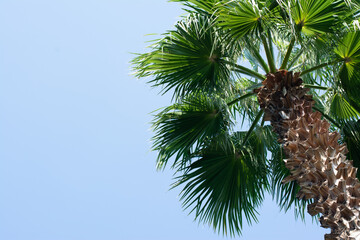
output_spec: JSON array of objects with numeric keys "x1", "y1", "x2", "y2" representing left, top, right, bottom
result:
[
  {"x1": 303, "y1": 84, "x2": 332, "y2": 91},
  {"x1": 260, "y1": 115, "x2": 265, "y2": 127},
  {"x1": 300, "y1": 60, "x2": 340, "y2": 76},
  {"x1": 246, "y1": 40, "x2": 270, "y2": 73},
  {"x1": 289, "y1": 62, "x2": 305, "y2": 71},
  {"x1": 280, "y1": 37, "x2": 296, "y2": 69},
  {"x1": 261, "y1": 35, "x2": 276, "y2": 73},
  {"x1": 227, "y1": 92, "x2": 256, "y2": 106},
  {"x1": 242, "y1": 110, "x2": 264, "y2": 145},
  {"x1": 246, "y1": 82, "x2": 263, "y2": 90},
  {"x1": 312, "y1": 106, "x2": 341, "y2": 129},
  {"x1": 268, "y1": 29, "x2": 274, "y2": 65},
  {"x1": 222, "y1": 60, "x2": 266, "y2": 80},
  {"x1": 287, "y1": 48, "x2": 303, "y2": 69}
]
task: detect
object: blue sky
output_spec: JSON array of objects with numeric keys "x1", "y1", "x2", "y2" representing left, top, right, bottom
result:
[{"x1": 0, "y1": 1, "x2": 327, "y2": 239}]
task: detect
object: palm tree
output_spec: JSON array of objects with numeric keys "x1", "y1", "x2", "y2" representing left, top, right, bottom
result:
[{"x1": 132, "y1": 0, "x2": 360, "y2": 239}]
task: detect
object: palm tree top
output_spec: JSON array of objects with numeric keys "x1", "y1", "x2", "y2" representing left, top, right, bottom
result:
[{"x1": 132, "y1": 0, "x2": 360, "y2": 236}]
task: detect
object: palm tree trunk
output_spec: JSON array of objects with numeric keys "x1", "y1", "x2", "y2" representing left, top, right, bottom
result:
[{"x1": 255, "y1": 70, "x2": 360, "y2": 240}]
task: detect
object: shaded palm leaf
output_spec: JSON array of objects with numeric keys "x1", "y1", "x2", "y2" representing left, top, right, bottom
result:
[
  {"x1": 242, "y1": 36, "x2": 270, "y2": 73},
  {"x1": 231, "y1": 94, "x2": 260, "y2": 127},
  {"x1": 269, "y1": 140, "x2": 313, "y2": 220},
  {"x1": 248, "y1": 125, "x2": 311, "y2": 220},
  {"x1": 342, "y1": 120, "x2": 360, "y2": 179},
  {"x1": 173, "y1": 129, "x2": 269, "y2": 236},
  {"x1": 227, "y1": 78, "x2": 261, "y2": 126},
  {"x1": 152, "y1": 93, "x2": 231, "y2": 169}
]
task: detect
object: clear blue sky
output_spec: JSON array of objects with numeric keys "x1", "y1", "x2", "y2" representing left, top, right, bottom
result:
[{"x1": 0, "y1": 1, "x2": 327, "y2": 239}]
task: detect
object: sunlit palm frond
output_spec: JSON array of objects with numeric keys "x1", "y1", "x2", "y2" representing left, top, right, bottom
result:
[
  {"x1": 132, "y1": 13, "x2": 238, "y2": 98},
  {"x1": 173, "y1": 128, "x2": 269, "y2": 236},
  {"x1": 329, "y1": 92, "x2": 360, "y2": 121},
  {"x1": 335, "y1": 30, "x2": 360, "y2": 60},
  {"x1": 339, "y1": 64, "x2": 360, "y2": 112},
  {"x1": 152, "y1": 93, "x2": 232, "y2": 170},
  {"x1": 170, "y1": 0, "x2": 225, "y2": 15},
  {"x1": 284, "y1": 0, "x2": 347, "y2": 36},
  {"x1": 335, "y1": 31, "x2": 360, "y2": 112},
  {"x1": 218, "y1": 0, "x2": 264, "y2": 40}
]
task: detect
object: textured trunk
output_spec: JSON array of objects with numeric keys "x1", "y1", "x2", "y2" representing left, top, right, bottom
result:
[{"x1": 255, "y1": 70, "x2": 360, "y2": 240}]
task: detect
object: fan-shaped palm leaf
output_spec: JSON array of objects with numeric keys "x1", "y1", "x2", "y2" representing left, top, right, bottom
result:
[
  {"x1": 173, "y1": 128, "x2": 269, "y2": 236},
  {"x1": 170, "y1": 0, "x2": 224, "y2": 15},
  {"x1": 286, "y1": 0, "x2": 346, "y2": 36},
  {"x1": 218, "y1": 0, "x2": 264, "y2": 40},
  {"x1": 152, "y1": 93, "x2": 231, "y2": 169},
  {"x1": 329, "y1": 92, "x2": 360, "y2": 120},
  {"x1": 342, "y1": 120, "x2": 360, "y2": 178},
  {"x1": 335, "y1": 31, "x2": 360, "y2": 112},
  {"x1": 132, "y1": 13, "x2": 238, "y2": 98},
  {"x1": 269, "y1": 138, "x2": 313, "y2": 220}
]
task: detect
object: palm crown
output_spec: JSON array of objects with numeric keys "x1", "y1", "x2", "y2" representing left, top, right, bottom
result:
[{"x1": 132, "y1": 0, "x2": 360, "y2": 238}]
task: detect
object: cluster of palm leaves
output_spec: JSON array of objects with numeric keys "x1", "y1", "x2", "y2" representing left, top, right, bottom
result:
[{"x1": 132, "y1": 0, "x2": 360, "y2": 236}]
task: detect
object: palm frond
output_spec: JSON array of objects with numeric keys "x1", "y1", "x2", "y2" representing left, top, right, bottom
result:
[
  {"x1": 152, "y1": 93, "x2": 231, "y2": 170},
  {"x1": 285, "y1": 0, "x2": 347, "y2": 36},
  {"x1": 329, "y1": 92, "x2": 360, "y2": 121},
  {"x1": 267, "y1": 127, "x2": 313, "y2": 220},
  {"x1": 173, "y1": 128, "x2": 269, "y2": 236},
  {"x1": 170, "y1": 0, "x2": 224, "y2": 15},
  {"x1": 218, "y1": 0, "x2": 264, "y2": 40},
  {"x1": 242, "y1": 36, "x2": 270, "y2": 73},
  {"x1": 228, "y1": 79, "x2": 260, "y2": 126},
  {"x1": 132, "y1": 13, "x2": 239, "y2": 98},
  {"x1": 339, "y1": 64, "x2": 360, "y2": 112},
  {"x1": 342, "y1": 120, "x2": 360, "y2": 179},
  {"x1": 335, "y1": 31, "x2": 360, "y2": 112}
]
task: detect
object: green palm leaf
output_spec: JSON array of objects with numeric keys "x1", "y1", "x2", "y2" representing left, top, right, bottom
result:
[
  {"x1": 218, "y1": 0, "x2": 263, "y2": 40},
  {"x1": 227, "y1": 78, "x2": 261, "y2": 125},
  {"x1": 132, "y1": 13, "x2": 237, "y2": 97},
  {"x1": 152, "y1": 93, "x2": 231, "y2": 169},
  {"x1": 287, "y1": 0, "x2": 346, "y2": 36},
  {"x1": 335, "y1": 31, "x2": 360, "y2": 112},
  {"x1": 339, "y1": 64, "x2": 360, "y2": 112},
  {"x1": 329, "y1": 92, "x2": 360, "y2": 120},
  {"x1": 132, "y1": 0, "x2": 360, "y2": 235},
  {"x1": 342, "y1": 120, "x2": 360, "y2": 179},
  {"x1": 269, "y1": 140, "x2": 313, "y2": 220},
  {"x1": 170, "y1": 0, "x2": 224, "y2": 15},
  {"x1": 247, "y1": 125, "x2": 311, "y2": 220},
  {"x1": 335, "y1": 31, "x2": 360, "y2": 61},
  {"x1": 173, "y1": 129, "x2": 269, "y2": 236}
]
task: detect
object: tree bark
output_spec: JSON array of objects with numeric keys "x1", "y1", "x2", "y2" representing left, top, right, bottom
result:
[{"x1": 255, "y1": 70, "x2": 360, "y2": 240}]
